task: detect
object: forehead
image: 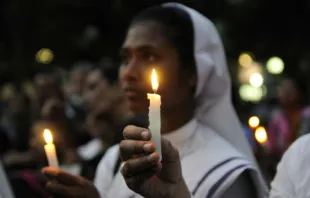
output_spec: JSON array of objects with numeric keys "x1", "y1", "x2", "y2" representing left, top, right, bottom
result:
[
  {"x1": 87, "y1": 70, "x2": 103, "y2": 82},
  {"x1": 123, "y1": 21, "x2": 169, "y2": 49}
]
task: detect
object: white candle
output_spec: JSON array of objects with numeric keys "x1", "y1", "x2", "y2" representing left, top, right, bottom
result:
[
  {"x1": 43, "y1": 129, "x2": 59, "y2": 168},
  {"x1": 147, "y1": 69, "x2": 162, "y2": 160}
]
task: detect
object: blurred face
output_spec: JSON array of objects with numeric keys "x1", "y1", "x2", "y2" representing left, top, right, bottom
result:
[
  {"x1": 82, "y1": 70, "x2": 110, "y2": 113},
  {"x1": 278, "y1": 79, "x2": 300, "y2": 107},
  {"x1": 34, "y1": 74, "x2": 61, "y2": 102},
  {"x1": 71, "y1": 70, "x2": 89, "y2": 94},
  {"x1": 86, "y1": 114, "x2": 114, "y2": 141},
  {"x1": 119, "y1": 21, "x2": 195, "y2": 114},
  {"x1": 9, "y1": 95, "x2": 28, "y2": 116}
]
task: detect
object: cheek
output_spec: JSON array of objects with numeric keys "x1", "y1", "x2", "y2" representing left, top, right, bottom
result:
[
  {"x1": 118, "y1": 66, "x2": 125, "y2": 81},
  {"x1": 160, "y1": 76, "x2": 190, "y2": 105}
]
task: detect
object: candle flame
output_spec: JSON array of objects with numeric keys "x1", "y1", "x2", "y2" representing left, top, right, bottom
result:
[
  {"x1": 44, "y1": 129, "x2": 53, "y2": 144},
  {"x1": 255, "y1": 126, "x2": 268, "y2": 144},
  {"x1": 151, "y1": 69, "x2": 159, "y2": 93}
]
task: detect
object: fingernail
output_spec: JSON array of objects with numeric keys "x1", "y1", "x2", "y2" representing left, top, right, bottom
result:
[
  {"x1": 143, "y1": 143, "x2": 153, "y2": 152},
  {"x1": 148, "y1": 154, "x2": 154, "y2": 161},
  {"x1": 141, "y1": 131, "x2": 150, "y2": 140}
]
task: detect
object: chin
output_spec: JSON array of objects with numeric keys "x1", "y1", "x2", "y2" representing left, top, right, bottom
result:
[{"x1": 128, "y1": 101, "x2": 148, "y2": 115}]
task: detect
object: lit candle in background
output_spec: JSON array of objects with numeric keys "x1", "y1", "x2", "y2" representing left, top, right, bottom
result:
[
  {"x1": 147, "y1": 69, "x2": 162, "y2": 160},
  {"x1": 43, "y1": 129, "x2": 59, "y2": 168}
]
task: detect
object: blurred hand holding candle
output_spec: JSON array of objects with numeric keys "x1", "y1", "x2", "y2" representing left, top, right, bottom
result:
[
  {"x1": 147, "y1": 69, "x2": 162, "y2": 160},
  {"x1": 43, "y1": 129, "x2": 59, "y2": 168}
]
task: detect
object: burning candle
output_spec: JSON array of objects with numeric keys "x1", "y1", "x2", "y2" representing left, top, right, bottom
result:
[
  {"x1": 147, "y1": 69, "x2": 162, "y2": 160},
  {"x1": 43, "y1": 129, "x2": 59, "y2": 168}
]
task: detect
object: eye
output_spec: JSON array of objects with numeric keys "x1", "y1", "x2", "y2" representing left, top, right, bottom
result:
[
  {"x1": 120, "y1": 50, "x2": 131, "y2": 65},
  {"x1": 120, "y1": 53, "x2": 130, "y2": 65},
  {"x1": 142, "y1": 52, "x2": 156, "y2": 62}
]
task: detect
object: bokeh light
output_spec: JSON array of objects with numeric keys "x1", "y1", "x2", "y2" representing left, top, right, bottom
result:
[
  {"x1": 238, "y1": 62, "x2": 263, "y2": 84},
  {"x1": 239, "y1": 84, "x2": 264, "y2": 102},
  {"x1": 249, "y1": 73, "x2": 264, "y2": 87},
  {"x1": 36, "y1": 48, "x2": 54, "y2": 64},
  {"x1": 266, "y1": 56, "x2": 284, "y2": 74},
  {"x1": 239, "y1": 53, "x2": 253, "y2": 67},
  {"x1": 255, "y1": 126, "x2": 268, "y2": 144},
  {"x1": 248, "y1": 116, "x2": 260, "y2": 128}
]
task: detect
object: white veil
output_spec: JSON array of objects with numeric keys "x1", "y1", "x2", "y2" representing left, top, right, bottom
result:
[
  {"x1": 162, "y1": 4, "x2": 268, "y2": 196},
  {"x1": 162, "y1": 2, "x2": 256, "y2": 163}
]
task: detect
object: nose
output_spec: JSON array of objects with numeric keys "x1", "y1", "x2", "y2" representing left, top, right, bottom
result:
[{"x1": 119, "y1": 58, "x2": 144, "y2": 82}]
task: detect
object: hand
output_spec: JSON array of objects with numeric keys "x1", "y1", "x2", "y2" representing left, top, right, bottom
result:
[
  {"x1": 42, "y1": 167, "x2": 100, "y2": 198},
  {"x1": 119, "y1": 125, "x2": 191, "y2": 198}
]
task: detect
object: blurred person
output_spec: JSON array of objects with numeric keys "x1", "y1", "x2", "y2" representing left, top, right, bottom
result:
[
  {"x1": 1, "y1": 92, "x2": 32, "y2": 152},
  {"x1": 30, "y1": 71, "x2": 77, "y2": 166},
  {"x1": 78, "y1": 63, "x2": 128, "y2": 179},
  {"x1": 32, "y1": 70, "x2": 64, "y2": 114},
  {"x1": 42, "y1": 3, "x2": 268, "y2": 198},
  {"x1": 3, "y1": 71, "x2": 76, "y2": 169},
  {"x1": 270, "y1": 134, "x2": 310, "y2": 198},
  {"x1": 79, "y1": 62, "x2": 148, "y2": 179},
  {"x1": 65, "y1": 61, "x2": 92, "y2": 119},
  {"x1": 268, "y1": 76, "x2": 310, "y2": 158},
  {"x1": 65, "y1": 62, "x2": 93, "y2": 146}
]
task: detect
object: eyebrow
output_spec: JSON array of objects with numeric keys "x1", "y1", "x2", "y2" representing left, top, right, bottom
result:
[{"x1": 120, "y1": 44, "x2": 158, "y2": 55}]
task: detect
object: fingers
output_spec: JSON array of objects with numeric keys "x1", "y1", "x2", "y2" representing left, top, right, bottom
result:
[
  {"x1": 42, "y1": 167, "x2": 84, "y2": 186},
  {"x1": 124, "y1": 163, "x2": 162, "y2": 191},
  {"x1": 123, "y1": 125, "x2": 152, "y2": 140},
  {"x1": 157, "y1": 137, "x2": 182, "y2": 183},
  {"x1": 161, "y1": 137, "x2": 180, "y2": 163},
  {"x1": 121, "y1": 152, "x2": 160, "y2": 177},
  {"x1": 46, "y1": 181, "x2": 72, "y2": 197},
  {"x1": 119, "y1": 140, "x2": 155, "y2": 161}
]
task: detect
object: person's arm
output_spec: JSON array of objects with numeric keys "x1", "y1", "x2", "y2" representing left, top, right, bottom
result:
[{"x1": 221, "y1": 170, "x2": 257, "y2": 198}]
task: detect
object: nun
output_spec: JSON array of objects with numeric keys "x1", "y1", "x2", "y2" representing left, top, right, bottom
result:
[{"x1": 42, "y1": 2, "x2": 268, "y2": 198}]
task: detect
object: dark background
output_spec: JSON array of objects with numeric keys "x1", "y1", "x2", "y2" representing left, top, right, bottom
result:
[{"x1": 1, "y1": 0, "x2": 310, "y2": 84}]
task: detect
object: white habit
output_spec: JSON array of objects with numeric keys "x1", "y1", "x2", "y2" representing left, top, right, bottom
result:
[
  {"x1": 270, "y1": 134, "x2": 310, "y2": 198},
  {"x1": 95, "y1": 2, "x2": 268, "y2": 198}
]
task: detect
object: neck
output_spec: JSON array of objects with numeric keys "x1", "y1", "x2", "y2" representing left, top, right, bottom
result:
[
  {"x1": 112, "y1": 99, "x2": 132, "y2": 126},
  {"x1": 160, "y1": 101, "x2": 195, "y2": 134}
]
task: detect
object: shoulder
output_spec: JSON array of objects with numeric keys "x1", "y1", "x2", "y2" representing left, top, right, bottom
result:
[
  {"x1": 220, "y1": 170, "x2": 258, "y2": 198},
  {"x1": 185, "y1": 128, "x2": 265, "y2": 197},
  {"x1": 270, "y1": 134, "x2": 310, "y2": 197},
  {"x1": 283, "y1": 134, "x2": 310, "y2": 163}
]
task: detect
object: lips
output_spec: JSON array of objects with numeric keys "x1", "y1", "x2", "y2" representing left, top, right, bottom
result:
[
  {"x1": 123, "y1": 86, "x2": 146, "y2": 100},
  {"x1": 123, "y1": 87, "x2": 138, "y2": 98}
]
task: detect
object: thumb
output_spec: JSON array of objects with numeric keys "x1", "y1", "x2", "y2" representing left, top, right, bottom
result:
[{"x1": 158, "y1": 137, "x2": 182, "y2": 183}]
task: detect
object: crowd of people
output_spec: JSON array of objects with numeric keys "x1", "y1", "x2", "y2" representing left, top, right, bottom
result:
[{"x1": 1, "y1": 2, "x2": 310, "y2": 198}]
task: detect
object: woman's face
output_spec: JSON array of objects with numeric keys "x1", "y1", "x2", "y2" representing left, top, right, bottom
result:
[{"x1": 119, "y1": 21, "x2": 195, "y2": 114}]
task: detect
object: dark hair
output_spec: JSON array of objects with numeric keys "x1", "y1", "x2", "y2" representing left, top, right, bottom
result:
[
  {"x1": 71, "y1": 61, "x2": 93, "y2": 73},
  {"x1": 131, "y1": 5, "x2": 196, "y2": 73},
  {"x1": 97, "y1": 58, "x2": 119, "y2": 84}
]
